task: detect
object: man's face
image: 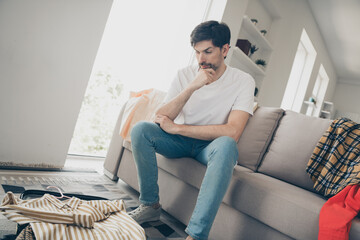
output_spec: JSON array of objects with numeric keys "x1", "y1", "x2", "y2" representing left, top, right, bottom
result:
[{"x1": 194, "y1": 40, "x2": 228, "y2": 71}]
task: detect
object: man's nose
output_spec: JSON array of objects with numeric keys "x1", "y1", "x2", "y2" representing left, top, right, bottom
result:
[{"x1": 199, "y1": 53, "x2": 206, "y2": 62}]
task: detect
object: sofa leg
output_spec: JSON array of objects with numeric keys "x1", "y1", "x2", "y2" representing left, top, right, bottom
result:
[{"x1": 103, "y1": 168, "x2": 119, "y2": 181}]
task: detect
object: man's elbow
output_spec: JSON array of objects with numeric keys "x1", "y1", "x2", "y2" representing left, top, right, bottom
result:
[
  {"x1": 228, "y1": 130, "x2": 242, "y2": 142},
  {"x1": 231, "y1": 134, "x2": 241, "y2": 142}
]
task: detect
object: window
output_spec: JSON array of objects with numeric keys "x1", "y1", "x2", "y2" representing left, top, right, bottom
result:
[
  {"x1": 68, "y1": 0, "x2": 213, "y2": 157},
  {"x1": 281, "y1": 29, "x2": 317, "y2": 112}
]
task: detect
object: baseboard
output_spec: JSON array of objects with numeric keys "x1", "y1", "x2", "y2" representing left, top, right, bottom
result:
[{"x1": 0, "y1": 165, "x2": 97, "y2": 173}]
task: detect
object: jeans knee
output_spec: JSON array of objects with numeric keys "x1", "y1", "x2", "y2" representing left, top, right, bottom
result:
[
  {"x1": 130, "y1": 121, "x2": 156, "y2": 143},
  {"x1": 211, "y1": 136, "x2": 239, "y2": 166},
  {"x1": 217, "y1": 136, "x2": 238, "y2": 152}
]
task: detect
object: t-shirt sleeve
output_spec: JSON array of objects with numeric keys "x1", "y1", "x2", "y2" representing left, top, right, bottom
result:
[
  {"x1": 163, "y1": 71, "x2": 182, "y2": 104},
  {"x1": 232, "y1": 74, "x2": 255, "y2": 115}
]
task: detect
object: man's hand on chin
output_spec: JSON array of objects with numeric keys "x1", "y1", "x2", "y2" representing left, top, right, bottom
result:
[
  {"x1": 188, "y1": 68, "x2": 216, "y2": 91},
  {"x1": 155, "y1": 114, "x2": 178, "y2": 135}
]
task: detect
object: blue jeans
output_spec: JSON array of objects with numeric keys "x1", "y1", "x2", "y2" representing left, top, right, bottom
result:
[{"x1": 131, "y1": 121, "x2": 238, "y2": 240}]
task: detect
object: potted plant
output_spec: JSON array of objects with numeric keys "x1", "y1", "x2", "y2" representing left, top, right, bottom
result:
[
  {"x1": 249, "y1": 44, "x2": 259, "y2": 58},
  {"x1": 251, "y1": 18, "x2": 258, "y2": 25},
  {"x1": 260, "y1": 30, "x2": 267, "y2": 36},
  {"x1": 255, "y1": 59, "x2": 267, "y2": 70},
  {"x1": 309, "y1": 97, "x2": 317, "y2": 105}
]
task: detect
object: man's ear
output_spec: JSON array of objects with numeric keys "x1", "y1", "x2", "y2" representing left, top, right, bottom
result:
[{"x1": 222, "y1": 44, "x2": 230, "y2": 58}]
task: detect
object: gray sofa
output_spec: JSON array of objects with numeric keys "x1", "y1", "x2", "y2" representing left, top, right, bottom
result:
[{"x1": 103, "y1": 105, "x2": 360, "y2": 240}]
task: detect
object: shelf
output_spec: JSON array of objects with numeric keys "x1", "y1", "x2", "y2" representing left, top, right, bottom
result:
[
  {"x1": 322, "y1": 101, "x2": 334, "y2": 112},
  {"x1": 227, "y1": 0, "x2": 279, "y2": 93},
  {"x1": 242, "y1": 15, "x2": 273, "y2": 50},
  {"x1": 304, "y1": 101, "x2": 315, "y2": 106},
  {"x1": 323, "y1": 101, "x2": 334, "y2": 106},
  {"x1": 320, "y1": 111, "x2": 331, "y2": 119},
  {"x1": 232, "y1": 47, "x2": 265, "y2": 77}
]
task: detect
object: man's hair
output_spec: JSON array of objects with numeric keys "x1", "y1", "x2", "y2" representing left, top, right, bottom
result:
[{"x1": 190, "y1": 20, "x2": 231, "y2": 48}]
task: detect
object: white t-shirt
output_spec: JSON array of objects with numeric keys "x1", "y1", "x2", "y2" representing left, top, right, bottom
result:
[{"x1": 164, "y1": 65, "x2": 255, "y2": 125}]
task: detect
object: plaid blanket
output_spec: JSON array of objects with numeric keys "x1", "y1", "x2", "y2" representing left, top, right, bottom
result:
[{"x1": 306, "y1": 117, "x2": 360, "y2": 197}]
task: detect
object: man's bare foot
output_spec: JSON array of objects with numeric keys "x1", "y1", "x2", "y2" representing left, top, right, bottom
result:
[{"x1": 185, "y1": 236, "x2": 195, "y2": 240}]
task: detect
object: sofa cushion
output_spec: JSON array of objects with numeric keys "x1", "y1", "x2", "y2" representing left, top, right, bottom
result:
[
  {"x1": 222, "y1": 170, "x2": 349, "y2": 240},
  {"x1": 119, "y1": 145, "x2": 253, "y2": 191},
  {"x1": 237, "y1": 107, "x2": 284, "y2": 170},
  {"x1": 156, "y1": 154, "x2": 253, "y2": 190},
  {"x1": 224, "y1": 169, "x2": 360, "y2": 239},
  {"x1": 257, "y1": 110, "x2": 332, "y2": 192}
]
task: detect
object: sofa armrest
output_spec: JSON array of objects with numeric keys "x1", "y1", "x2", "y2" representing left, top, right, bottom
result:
[{"x1": 103, "y1": 103, "x2": 127, "y2": 180}]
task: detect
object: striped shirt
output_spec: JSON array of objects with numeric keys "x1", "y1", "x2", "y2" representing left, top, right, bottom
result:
[
  {"x1": 306, "y1": 117, "x2": 360, "y2": 197},
  {"x1": 0, "y1": 192, "x2": 146, "y2": 240}
]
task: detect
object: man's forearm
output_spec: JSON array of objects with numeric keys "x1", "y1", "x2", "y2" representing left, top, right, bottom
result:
[
  {"x1": 175, "y1": 124, "x2": 238, "y2": 141},
  {"x1": 156, "y1": 88, "x2": 195, "y2": 120},
  {"x1": 155, "y1": 110, "x2": 249, "y2": 142},
  {"x1": 156, "y1": 68, "x2": 217, "y2": 120}
]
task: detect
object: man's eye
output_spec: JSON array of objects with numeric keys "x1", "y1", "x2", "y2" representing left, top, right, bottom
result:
[{"x1": 205, "y1": 51, "x2": 212, "y2": 54}]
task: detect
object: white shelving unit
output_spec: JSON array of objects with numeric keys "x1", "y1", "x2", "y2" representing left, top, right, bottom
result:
[
  {"x1": 227, "y1": 0, "x2": 280, "y2": 95},
  {"x1": 320, "y1": 101, "x2": 334, "y2": 119},
  {"x1": 303, "y1": 101, "x2": 315, "y2": 106},
  {"x1": 232, "y1": 47, "x2": 265, "y2": 77},
  {"x1": 241, "y1": 15, "x2": 273, "y2": 51}
]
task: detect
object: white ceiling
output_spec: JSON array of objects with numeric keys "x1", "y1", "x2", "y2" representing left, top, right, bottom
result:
[{"x1": 307, "y1": 0, "x2": 360, "y2": 83}]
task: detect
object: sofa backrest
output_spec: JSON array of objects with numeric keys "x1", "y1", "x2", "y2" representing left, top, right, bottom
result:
[
  {"x1": 237, "y1": 107, "x2": 284, "y2": 171},
  {"x1": 257, "y1": 110, "x2": 332, "y2": 192}
]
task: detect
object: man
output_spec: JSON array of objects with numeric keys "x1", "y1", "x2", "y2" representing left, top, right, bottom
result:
[{"x1": 129, "y1": 20, "x2": 255, "y2": 240}]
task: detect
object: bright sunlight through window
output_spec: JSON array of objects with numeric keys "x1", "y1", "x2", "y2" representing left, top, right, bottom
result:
[{"x1": 68, "y1": 0, "x2": 211, "y2": 157}]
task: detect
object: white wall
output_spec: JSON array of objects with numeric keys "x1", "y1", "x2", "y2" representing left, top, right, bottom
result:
[
  {"x1": 258, "y1": 0, "x2": 337, "y2": 111},
  {"x1": 333, "y1": 81, "x2": 360, "y2": 121},
  {"x1": 0, "y1": 0, "x2": 113, "y2": 167}
]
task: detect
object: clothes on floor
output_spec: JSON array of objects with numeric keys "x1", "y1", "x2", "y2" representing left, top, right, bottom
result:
[
  {"x1": 306, "y1": 117, "x2": 360, "y2": 197},
  {"x1": 15, "y1": 225, "x2": 36, "y2": 240},
  {"x1": 0, "y1": 192, "x2": 146, "y2": 240}
]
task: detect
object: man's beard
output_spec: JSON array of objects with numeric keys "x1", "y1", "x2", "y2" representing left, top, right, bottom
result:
[{"x1": 199, "y1": 62, "x2": 218, "y2": 71}]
